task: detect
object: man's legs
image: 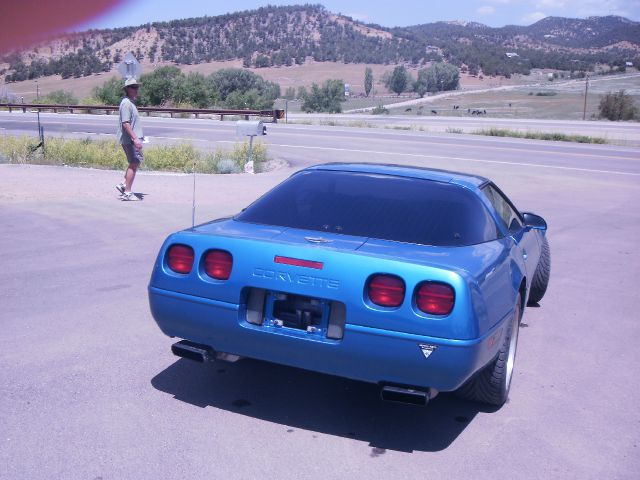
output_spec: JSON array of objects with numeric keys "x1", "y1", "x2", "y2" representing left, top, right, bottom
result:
[
  {"x1": 124, "y1": 162, "x2": 138, "y2": 193},
  {"x1": 119, "y1": 144, "x2": 142, "y2": 196}
]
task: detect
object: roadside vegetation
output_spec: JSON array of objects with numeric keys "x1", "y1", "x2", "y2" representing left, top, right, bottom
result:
[
  {"x1": 0, "y1": 136, "x2": 269, "y2": 173},
  {"x1": 473, "y1": 128, "x2": 607, "y2": 144},
  {"x1": 93, "y1": 66, "x2": 280, "y2": 109},
  {"x1": 299, "y1": 79, "x2": 347, "y2": 113},
  {"x1": 598, "y1": 90, "x2": 637, "y2": 121},
  {"x1": 381, "y1": 63, "x2": 460, "y2": 97}
]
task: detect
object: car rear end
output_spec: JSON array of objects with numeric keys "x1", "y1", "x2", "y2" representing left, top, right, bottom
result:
[{"x1": 149, "y1": 223, "x2": 509, "y2": 396}]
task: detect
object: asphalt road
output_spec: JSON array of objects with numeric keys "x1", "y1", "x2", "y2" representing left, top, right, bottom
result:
[
  {"x1": 2, "y1": 110, "x2": 640, "y2": 146},
  {"x1": 1, "y1": 113, "x2": 639, "y2": 479}
]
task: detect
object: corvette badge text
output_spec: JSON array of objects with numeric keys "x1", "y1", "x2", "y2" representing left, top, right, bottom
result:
[{"x1": 252, "y1": 268, "x2": 340, "y2": 289}]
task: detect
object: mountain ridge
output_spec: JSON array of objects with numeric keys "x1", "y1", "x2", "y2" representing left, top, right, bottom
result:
[{"x1": 2, "y1": 5, "x2": 638, "y2": 83}]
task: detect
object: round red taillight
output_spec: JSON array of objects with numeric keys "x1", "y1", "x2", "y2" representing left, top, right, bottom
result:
[
  {"x1": 205, "y1": 250, "x2": 233, "y2": 280},
  {"x1": 416, "y1": 282, "x2": 455, "y2": 315},
  {"x1": 368, "y1": 274, "x2": 405, "y2": 307},
  {"x1": 167, "y1": 244, "x2": 194, "y2": 274}
]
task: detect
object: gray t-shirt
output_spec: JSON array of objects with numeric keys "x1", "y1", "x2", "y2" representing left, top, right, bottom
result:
[{"x1": 117, "y1": 97, "x2": 143, "y2": 145}]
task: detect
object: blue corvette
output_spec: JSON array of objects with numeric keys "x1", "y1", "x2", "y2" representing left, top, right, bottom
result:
[{"x1": 149, "y1": 163, "x2": 550, "y2": 407}]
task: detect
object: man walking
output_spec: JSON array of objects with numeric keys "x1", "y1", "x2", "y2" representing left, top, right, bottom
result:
[{"x1": 115, "y1": 77, "x2": 144, "y2": 201}]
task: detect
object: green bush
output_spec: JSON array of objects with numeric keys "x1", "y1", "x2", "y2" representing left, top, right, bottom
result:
[
  {"x1": 300, "y1": 79, "x2": 346, "y2": 113},
  {"x1": 598, "y1": 90, "x2": 637, "y2": 121},
  {"x1": 92, "y1": 77, "x2": 123, "y2": 105},
  {"x1": 39, "y1": 90, "x2": 79, "y2": 105},
  {"x1": 92, "y1": 67, "x2": 280, "y2": 109},
  {"x1": 371, "y1": 104, "x2": 389, "y2": 115}
]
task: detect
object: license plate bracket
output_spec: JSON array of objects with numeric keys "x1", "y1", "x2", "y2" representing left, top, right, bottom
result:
[{"x1": 264, "y1": 291, "x2": 330, "y2": 335}]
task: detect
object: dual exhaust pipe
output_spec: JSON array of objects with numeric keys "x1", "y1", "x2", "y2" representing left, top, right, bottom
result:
[
  {"x1": 380, "y1": 385, "x2": 437, "y2": 406},
  {"x1": 171, "y1": 340, "x2": 240, "y2": 363},
  {"x1": 171, "y1": 340, "x2": 435, "y2": 406}
]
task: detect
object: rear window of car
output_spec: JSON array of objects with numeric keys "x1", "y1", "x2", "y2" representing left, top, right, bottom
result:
[{"x1": 235, "y1": 170, "x2": 499, "y2": 246}]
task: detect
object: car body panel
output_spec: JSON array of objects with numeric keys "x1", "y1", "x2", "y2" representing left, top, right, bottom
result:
[{"x1": 148, "y1": 163, "x2": 547, "y2": 392}]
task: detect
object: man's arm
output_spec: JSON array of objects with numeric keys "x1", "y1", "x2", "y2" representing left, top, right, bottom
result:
[{"x1": 122, "y1": 122, "x2": 142, "y2": 150}]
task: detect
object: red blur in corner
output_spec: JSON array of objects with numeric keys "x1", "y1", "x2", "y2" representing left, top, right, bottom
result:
[{"x1": 0, "y1": 0, "x2": 123, "y2": 53}]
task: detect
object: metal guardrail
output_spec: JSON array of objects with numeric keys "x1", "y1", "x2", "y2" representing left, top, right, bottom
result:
[{"x1": 0, "y1": 103, "x2": 285, "y2": 122}]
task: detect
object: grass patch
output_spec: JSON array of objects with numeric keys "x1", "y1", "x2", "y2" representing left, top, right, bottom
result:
[
  {"x1": 446, "y1": 127, "x2": 464, "y2": 134},
  {"x1": 0, "y1": 136, "x2": 269, "y2": 174},
  {"x1": 473, "y1": 128, "x2": 607, "y2": 144}
]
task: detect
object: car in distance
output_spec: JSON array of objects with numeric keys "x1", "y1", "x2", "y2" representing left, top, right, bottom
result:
[{"x1": 148, "y1": 163, "x2": 550, "y2": 407}]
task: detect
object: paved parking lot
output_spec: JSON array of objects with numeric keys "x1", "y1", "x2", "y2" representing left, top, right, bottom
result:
[{"x1": 1, "y1": 125, "x2": 639, "y2": 479}]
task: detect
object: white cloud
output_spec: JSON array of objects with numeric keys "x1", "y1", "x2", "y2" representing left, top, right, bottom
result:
[
  {"x1": 536, "y1": 0, "x2": 566, "y2": 7},
  {"x1": 477, "y1": 6, "x2": 497, "y2": 15},
  {"x1": 522, "y1": 11, "x2": 548, "y2": 23}
]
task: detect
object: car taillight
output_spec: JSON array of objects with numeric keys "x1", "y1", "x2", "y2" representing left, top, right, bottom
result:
[
  {"x1": 416, "y1": 282, "x2": 455, "y2": 315},
  {"x1": 205, "y1": 250, "x2": 233, "y2": 280},
  {"x1": 368, "y1": 274, "x2": 405, "y2": 307},
  {"x1": 167, "y1": 244, "x2": 194, "y2": 274}
]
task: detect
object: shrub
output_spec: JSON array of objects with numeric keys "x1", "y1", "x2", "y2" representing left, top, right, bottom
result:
[
  {"x1": 372, "y1": 104, "x2": 389, "y2": 115},
  {"x1": 40, "y1": 90, "x2": 79, "y2": 105},
  {"x1": 216, "y1": 158, "x2": 241, "y2": 174},
  {"x1": 92, "y1": 77, "x2": 124, "y2": 105},
  {"x1": 598, "y1": 90, "x2": 637, "y2": 121},
  {"x1": 300, "y1": 79, "x2": 346, "y2": 113}
]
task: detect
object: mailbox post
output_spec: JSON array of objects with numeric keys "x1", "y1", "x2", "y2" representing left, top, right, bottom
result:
[{"x1": 236, "y1": 120, "x2": 267, "y2": 174}]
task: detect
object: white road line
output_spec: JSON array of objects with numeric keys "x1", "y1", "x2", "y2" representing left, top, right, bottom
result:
[{"x1": 221, "y1": 141, "x2": 640, "y2": 177}]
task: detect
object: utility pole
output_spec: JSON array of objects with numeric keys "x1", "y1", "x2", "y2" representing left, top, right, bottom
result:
[{"x1": 582, "y1": 74, "x2": 590, "y2": 120}]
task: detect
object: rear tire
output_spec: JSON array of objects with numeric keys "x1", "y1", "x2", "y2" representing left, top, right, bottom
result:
[
  {"x1": 528, "y1": 236, "x2": 550, "y2": 305},
  {"x1": 456, "y1": 295, "x2": 522, "y2": 406}
]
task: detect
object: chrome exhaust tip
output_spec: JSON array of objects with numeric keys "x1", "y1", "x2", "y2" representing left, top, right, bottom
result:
[
  {"x1": 380, "y1": 385, "x2": 432, "y2": 406},
  {"x1": 171, "y1": 340, "x2": 215, "y2": 363}
]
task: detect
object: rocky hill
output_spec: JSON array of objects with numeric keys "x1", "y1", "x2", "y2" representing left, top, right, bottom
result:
[{"x1": 2, "y1": 4, "x2": 638, "y2": 82}]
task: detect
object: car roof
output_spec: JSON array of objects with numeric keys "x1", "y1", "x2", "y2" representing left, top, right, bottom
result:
[{"x1": 304, "y1": 163, "x2": 490, "y2": 189}]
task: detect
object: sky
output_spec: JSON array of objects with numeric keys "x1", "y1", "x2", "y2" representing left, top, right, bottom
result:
[{"x1": 81, "y1": 0, "x2": 640, "y2": 31}]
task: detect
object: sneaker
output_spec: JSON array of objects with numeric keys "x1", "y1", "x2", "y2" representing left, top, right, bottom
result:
[
  {"x1": 115, "y1": 182, "x2": 125, "y2": 194},
  {"x1": 121, "y1": 192, "x2": 138, "y2": 201}
]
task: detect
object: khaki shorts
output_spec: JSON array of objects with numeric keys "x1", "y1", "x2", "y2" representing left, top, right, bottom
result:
[{"x1": 122, "y1": 143, "x2": 144, "y2": 165}]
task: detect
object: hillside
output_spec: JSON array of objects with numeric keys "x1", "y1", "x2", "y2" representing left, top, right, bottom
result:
[{"x1": 1, "y1": 4, "x2": 639, "y2": 83}]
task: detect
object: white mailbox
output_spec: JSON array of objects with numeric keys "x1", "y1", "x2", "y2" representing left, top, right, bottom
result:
[
  {"x1": 236, "y1": 120, "x2": 267, "y2": 175},
  {"x1": 236, "y1": 120, "x2": 267, "y2": 137}
]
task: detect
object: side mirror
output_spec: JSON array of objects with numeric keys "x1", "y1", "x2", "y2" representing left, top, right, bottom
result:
[{"x1": 522, "y1": 212, "x2": 547, "y2": 231}]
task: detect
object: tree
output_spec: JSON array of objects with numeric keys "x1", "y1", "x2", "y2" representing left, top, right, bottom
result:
[
  {"x1": 210, "y1": 68, "x2": 280, "y2": 108},
  {"x1": 364, "y1": 67, "x2": 373, "y2": 97},
  {"x1": 598, "y1": 90, "x2": 637, "y2": 121},
  {"x1": 283, "y1": 86, "x2": 296, "y2": 100},
  {"x1": 92, "y1": 77, "x2": 123, "y2": 105},
  {"x1": 138, "y1": 66, "x2": 183, "y2": 105},
  {"x1": 423, "y1": 62, "x2": 460, "y2": 93},
  {"x1": 173, "y1": 72, "x2": 217, "y2": 108},
  {"x1": 300, "y1": 79, "x2": 346, "y2": 113},
  {"x1": 386, "y1": 66, "x2": 410, "y2": 96},
  {"x1": 413, "y1": 69, "x2": 429, "y2": 98}
]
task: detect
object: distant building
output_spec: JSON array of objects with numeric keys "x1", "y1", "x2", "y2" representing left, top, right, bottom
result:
[{"x1": 505, "y1": 52, "x2": 519, "y2": 58}]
